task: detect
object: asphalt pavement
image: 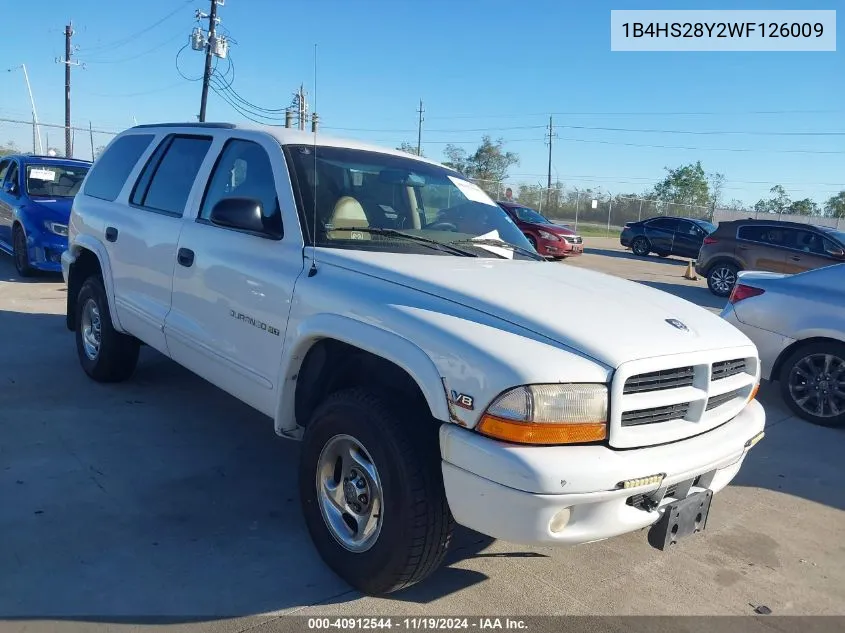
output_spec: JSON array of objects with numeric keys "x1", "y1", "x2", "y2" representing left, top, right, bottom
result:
[{"x1": 1, "y1": 238, "x2": 843, "y2": 632}]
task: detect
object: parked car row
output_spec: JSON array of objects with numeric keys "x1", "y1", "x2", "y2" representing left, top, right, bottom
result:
[{"x1": 620, "y1": 214, "x2": 845, "y2": 298}]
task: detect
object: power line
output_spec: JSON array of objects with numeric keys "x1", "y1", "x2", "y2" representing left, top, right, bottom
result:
[
  {"x1": 557, "y1": 137, "x2": 845, "y2": 155},
  {"x1": 554, "y1": 124, "x2": 845, "y2": 137},
  {"x1": 84, "y1": 31, "x2": 184, "y2": 64},
  {"x1": 77, "y1": 0, "x2": 192, "y2": 54},
  {"x1": 425, "y1": 108, "x2": 844, "y2": 120},
  {"x1": 84, "y1": 79, "x2": 192, "y2": 98}
]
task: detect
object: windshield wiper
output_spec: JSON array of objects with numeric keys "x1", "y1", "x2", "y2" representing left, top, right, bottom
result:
[
  {"x1": 448, "y1": 237, "x2": 545, "y2": 261},
  {"x1": 335, "y1": 227, "x2": 479, "y2": 257}
]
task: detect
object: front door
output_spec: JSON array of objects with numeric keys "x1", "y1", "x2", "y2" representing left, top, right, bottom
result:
[
  {"x1": 106, "y1": 133, "x2": 213, "y2": 353},
  {"x1": 0, "y1": 159, "x2": 20, "y2": 247},
  {"x1": 164, "y1": 135, "x2": 304, "y2": 417},
  {"x1": 673, "y1": 220, "x2": 706, "y2": 258},
  {"x1": 782, "y1": 228, "x2": 842, "y2": 273}
]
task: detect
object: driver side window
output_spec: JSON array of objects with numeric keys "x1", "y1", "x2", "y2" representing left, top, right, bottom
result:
[{"x1": 200, "y1": 139, "x2": 280, "y2": 222}]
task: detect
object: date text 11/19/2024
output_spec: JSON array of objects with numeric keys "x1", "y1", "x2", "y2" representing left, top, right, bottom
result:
[{"x1": 308, "y1": 618, "x2": 528, "y2": 630}]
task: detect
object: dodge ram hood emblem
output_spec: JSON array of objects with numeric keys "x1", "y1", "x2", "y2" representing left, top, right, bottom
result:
[{"x1": 665, "y1": 318, "x2": 690, "y2": 332}]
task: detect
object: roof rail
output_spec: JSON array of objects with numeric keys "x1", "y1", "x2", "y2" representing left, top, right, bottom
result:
[{"x1": 131, "y1": 122, "x2": 237, "y2": 130}]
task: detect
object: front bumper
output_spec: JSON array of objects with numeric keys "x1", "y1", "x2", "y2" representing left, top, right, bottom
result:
[
  {"x1": 26, "y1": 230, "x2": 67, "y2": 272},
  {"x1": 439, "y1": 398, "x2": 765, "y2": 545},
  {"x1": 539, "y1": 238, "x2": 583, "y2": 257}
]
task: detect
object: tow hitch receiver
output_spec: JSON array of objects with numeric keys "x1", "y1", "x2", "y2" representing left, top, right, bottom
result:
[{"x1": 648, "y1": 490, "x2": 713, "y2": 550}]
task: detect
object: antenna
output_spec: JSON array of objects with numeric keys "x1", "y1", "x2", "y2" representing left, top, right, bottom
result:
[{"x1": 307, "y1": 43, "x2": 319, "y2": 277}]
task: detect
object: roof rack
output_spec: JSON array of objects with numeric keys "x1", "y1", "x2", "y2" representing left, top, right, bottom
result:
[{"x1": 131, "y1": 122, "x2": 237, "y2": 130}]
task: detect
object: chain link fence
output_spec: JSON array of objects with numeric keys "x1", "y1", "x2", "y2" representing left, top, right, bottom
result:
[
  {"x1": 0, "y1": 117, "x2": 120, "y2": 162},
  {"x1": 470, "y1": 178, "x2": 712, "y2": 236}
]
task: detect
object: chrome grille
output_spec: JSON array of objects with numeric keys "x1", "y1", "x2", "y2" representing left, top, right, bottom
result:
[
  {"x1": 623, "y1": 366, "x2": 694, "y2": 394},
  {"x1": 712, "y1": 359, "x2": 746, "y2": 381},
  {"x1": 706, "y1": 389, "x2": 743, "y2": 411},
  {"x1": 621, "y1": 402, "x2": 690, "y2": 427}
]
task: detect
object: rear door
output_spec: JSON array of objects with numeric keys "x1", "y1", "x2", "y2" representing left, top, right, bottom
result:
[
  {"x1": 644, "y1": 217, "x2": 678, "y2": 253},
  {"x1": 165, "y1": 134, "x2": 304, "y2": 417},
  {"x1": 735, "y1": 224, "x2": 789, "y2": 272},
  {"x1": 673, "y1": 219, "x2": 706, "y2": 258},
  {"x1": 782, "y1": 228, "x2": 842, "y2": 273},
  {"x1": 100, "y1": 133, "x2": 213, "y2": 352}
]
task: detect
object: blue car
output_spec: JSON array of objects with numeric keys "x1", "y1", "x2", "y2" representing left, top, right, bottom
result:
[{"x1": 0, "y1": 154, "x2": 92, "y2": 276}]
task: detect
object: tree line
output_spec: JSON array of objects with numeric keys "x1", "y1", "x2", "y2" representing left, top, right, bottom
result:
[{"x1": 396, "y1": 139, "x2": 845, "y2": 220}]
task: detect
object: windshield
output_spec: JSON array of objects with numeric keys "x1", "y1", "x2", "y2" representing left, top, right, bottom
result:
[
  {"x1": 25, "y1": 164, "x2": 89, "y2": 198},
  {"x1": 285, "y1": 145, "x2": 537, "y2": 259},
  {"x1": 510, "y1": 206, "x2": 552, "y2": 225}
]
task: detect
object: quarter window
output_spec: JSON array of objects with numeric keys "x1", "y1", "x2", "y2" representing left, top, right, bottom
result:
[
  {"x1": 199, "y1": 139, "x2": 280, "y2": 226},
  {"x1": 133, "y1": 135, "x2": 212, "y2": 216},
  {"x1": 84, "y1": 134, "x2": 154, "y2": 201}
]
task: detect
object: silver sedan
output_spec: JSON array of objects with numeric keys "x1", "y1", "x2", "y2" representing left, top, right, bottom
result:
[{"x1": 720, "y1": 263, "x2": 845, "y2": 428}]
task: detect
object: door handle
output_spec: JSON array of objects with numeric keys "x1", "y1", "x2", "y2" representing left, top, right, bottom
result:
[
  {"x1": 737, "y1": 245, "x2": 749, "y2": 251},
  {"x1": 177, "y1": 248, "x2": 195, "y2": 267},
  {"x1": 789, "y1": 255, "x2": 801, "y2": 261},
  {"x1": 105, "y1": 226, "x2": 118, "y2": 242}
]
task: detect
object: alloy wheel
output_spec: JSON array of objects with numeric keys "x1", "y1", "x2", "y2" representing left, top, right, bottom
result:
[
  {"x1": 711, "y1": 266, "x2": 736, "y2": 294},
  {"x1": 80, "y1": 298, "x2": 102, "y2": 361},
  {"x1": 788, "y1": 353, "x2": 845, "y2": 419},
  {"x1": 315, "y1": 434, "x2": 384, "y2": 553}
]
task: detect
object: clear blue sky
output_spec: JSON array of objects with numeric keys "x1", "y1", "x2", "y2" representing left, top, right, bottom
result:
[{"x1": 2, "y1": 0, "x2": 843, "y2": 206}]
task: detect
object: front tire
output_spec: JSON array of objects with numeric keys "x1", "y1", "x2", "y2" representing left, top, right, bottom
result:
[
  {"x1": 299, "y1": 388, "x2": 454, "y2": 595},
  {"x1": 631, "y1": 236, "x2": 650, "y2": 257},
  {"x1": 12, "y1": 225, "x2": 34, "y2": 278},
  {"x1": 779, "y1": 341, "x2": 845, "y2": 428},
  {"x1": 75, "y1": 275, "x2": 140, "y2": 382},
  {"x1": 526, "y1": 235, "x2": 538, "y2": 252},
  {"x1": 707, "y1": 262, "x2": 739, "y2": 297}
]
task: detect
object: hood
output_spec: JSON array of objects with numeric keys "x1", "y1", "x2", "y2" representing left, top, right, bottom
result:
[
  {"x1": 320, "y1": 250, "x2": 752, "y2": 369},
  {"x1": 27, "y1": 198, "x2": 73, "y2": 224}
]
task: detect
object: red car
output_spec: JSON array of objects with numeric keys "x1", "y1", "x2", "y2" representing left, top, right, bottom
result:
[{"x1": 497, "y1": 201, "x2": 583, "y2": 259}]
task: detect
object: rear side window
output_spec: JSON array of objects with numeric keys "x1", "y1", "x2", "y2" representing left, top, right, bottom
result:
[
  {"x1": 84, "y1": 134, "x2": 154, "y2": 202},
  {"x1": 131, "y1": 135, "x2": 212, "y2": 216},
  {"x1": 737, "y1": 225, "x2": 789, "y2": 246},
  {"x1": 648, "y1": 218, "x2": 679, "y2": 231}
]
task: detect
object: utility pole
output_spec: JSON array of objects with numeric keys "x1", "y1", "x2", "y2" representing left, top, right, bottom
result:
[
  {"x1": 416, "y1": 99, "x2": 424, "y2": 156},
  {"x1": 545, "y1": 115, "x2": 555, "y2": 208},
  {"x1": 55, "y1": 23, "x2": 79, "y2": 157},
  {"x1": 298, "y1": 84, "x2": 307, "y2": 130},
  {"x1": 198, "y1": 0, "x2": 219, "y2": 122}
]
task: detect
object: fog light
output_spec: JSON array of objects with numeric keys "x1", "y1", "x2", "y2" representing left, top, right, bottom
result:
[
  {"x1": 549, "y1": 508, "x2": 571, "y2": 534},
  {"x1": 618, "y1": 473, "x2": 665, "y2": 490}
]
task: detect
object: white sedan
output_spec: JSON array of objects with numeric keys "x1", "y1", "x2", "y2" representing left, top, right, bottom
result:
[{"x1": 720, "y1": 263, "x2": 845, "y2": 428}]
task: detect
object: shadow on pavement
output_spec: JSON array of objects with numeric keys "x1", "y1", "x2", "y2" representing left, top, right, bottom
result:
[
  {"x1": 637, "y1": 280, "x2": 728, "y2": 311},
  {"x1": 3, "y1": 305, "x2": 844, "y2": 623},
  {"x1": 0, "y1": 308, "x2": 495, "y2": 622},
  {"x1": 0, "y1": 254, "x2": 63, "y2": 283},
  {"x1": 586, "y1": 248, "x2": 688, "y2": 267}
]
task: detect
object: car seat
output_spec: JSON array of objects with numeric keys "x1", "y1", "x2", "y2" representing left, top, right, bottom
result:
[{"x1": 328, "y1": 196, "x2": 370, "y2": 240}]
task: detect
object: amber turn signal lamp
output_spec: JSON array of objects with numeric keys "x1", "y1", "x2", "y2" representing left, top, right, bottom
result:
[{"x1": 477, "y1": 414, "x2": 607, "y2": 445}]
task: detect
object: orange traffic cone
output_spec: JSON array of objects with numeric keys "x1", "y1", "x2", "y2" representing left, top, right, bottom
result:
[{"x1": 683, "y1": 260, "x2": 698, "y2": 281}]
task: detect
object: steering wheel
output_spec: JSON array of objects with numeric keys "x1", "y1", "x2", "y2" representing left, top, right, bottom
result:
[{"x1": 425, "y1": 221, "x2": 458, "y2": 232}]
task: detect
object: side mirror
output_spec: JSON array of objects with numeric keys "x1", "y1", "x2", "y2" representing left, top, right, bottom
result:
[
  {"x1": 828, "y1": 248, "x2": 845, "y2": 259},
  {"x1": 209, "y1": 197, "x2": 282, "y2": 239}
]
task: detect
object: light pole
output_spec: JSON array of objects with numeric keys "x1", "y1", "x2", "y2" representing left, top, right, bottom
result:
[{"x1": 7, "y1": 64, "x2": 43, "y2": 154}]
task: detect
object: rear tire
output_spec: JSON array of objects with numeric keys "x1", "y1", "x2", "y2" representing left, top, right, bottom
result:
[
  {"x1": 707, "y1": 262, "x2": 739, "y2": 297},
  {"x1": 779, "y1": 341, "x2": 845, "y2": 428},
  {"x1": 75, "y1": 275, "x2": 140, "y2": 382},
  {"x1": 631, "y1": 236, "x2": 650, "y2": 257},
  {"x1": 12, "y1": 225, "x2": 34, "y2": 278},
  {"x1": 299, "y1": 388, "x2": 454, "y2": 595}
]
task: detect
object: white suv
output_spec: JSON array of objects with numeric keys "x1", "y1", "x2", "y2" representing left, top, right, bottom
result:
[{"x1": 63, "y1": 122, "x2": 766, "y2": 594}]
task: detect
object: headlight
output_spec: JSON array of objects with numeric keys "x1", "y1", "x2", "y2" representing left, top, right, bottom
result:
[
  {"x1": 537, "y1": 230, "x2": 560, "y2": 241},
  {"x1": 477, "y1": 384, "x2": 608, "y2": 445},
  {"x1": 44, "y1": 221, "x2": 68, "y2": 236}
]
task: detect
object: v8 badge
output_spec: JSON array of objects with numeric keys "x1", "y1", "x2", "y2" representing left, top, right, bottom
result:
[{"x1": 450, "y1": 390, "x2": 474, "y2": 410}]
